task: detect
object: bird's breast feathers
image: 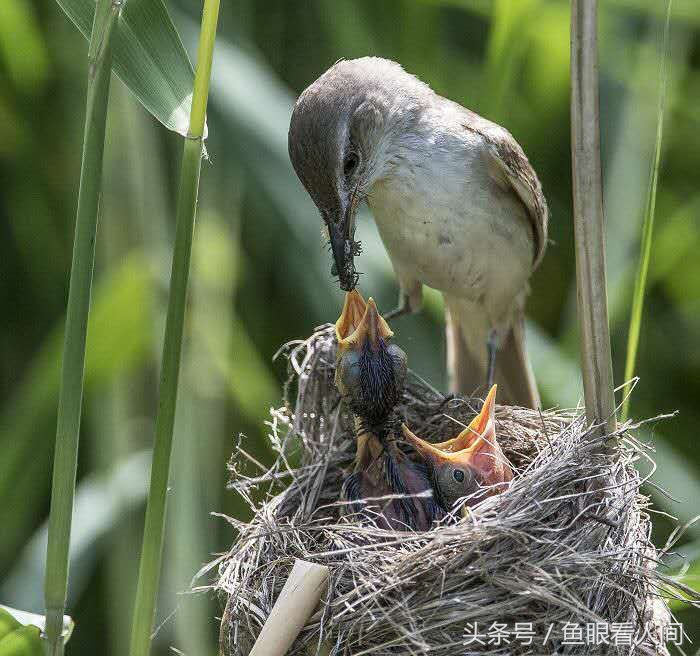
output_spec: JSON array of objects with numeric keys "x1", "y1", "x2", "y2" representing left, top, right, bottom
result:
[{"x1": 367, "y1": 143, "x2": 533, "y2": 307}]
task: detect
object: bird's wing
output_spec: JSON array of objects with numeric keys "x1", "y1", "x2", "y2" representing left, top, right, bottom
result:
[{"x1": 462, "y1": 113, "x2": 549, "y2": 269}]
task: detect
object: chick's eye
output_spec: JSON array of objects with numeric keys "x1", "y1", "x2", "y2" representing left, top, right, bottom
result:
[
  {"x1": 344, "y1": 153, "x2": 359, "y2": 177},
  {"x1": 452, "y1": 469, "x2": 465, "y2": 483}
]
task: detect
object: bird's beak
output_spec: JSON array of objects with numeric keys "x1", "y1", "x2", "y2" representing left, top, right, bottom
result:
[
  {"x1": 354, "y1": 298, "x2": 393, "y2": 350},
  {"x1": 337, "y1": 296, "x2": 393, "y2": 351},
  {"x1": 401, "y1": 424, "x2": 454, "y2": 468},
  {"x1": 328, "y1": 192, "x2": 360, "y2": 291},
  {"x1": 404, "y1": 385, "x2": 512, "y2": 499},
  {"x1": 401, "y1": 385, "x2": 496, "y2": 468},
  {"x1": 402, "y1": 424, "x2": 488, "y2": 494},
  {"x1": 335, "y1": 289, "x2": 367, "y2": 344},
  {"x1": 433, "y1": 385, "x2": 498, "y2": 452}
]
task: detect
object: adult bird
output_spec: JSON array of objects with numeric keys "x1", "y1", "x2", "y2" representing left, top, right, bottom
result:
[
  {"x1": 289, "y1": 57, "x2": 548, "y2": 407},
  {"x1": 335, "y1": 290, "x2": 442, "y2": 530},
  {"x1": 401, "y1": 385, "x2": 513, "y2": 511}
]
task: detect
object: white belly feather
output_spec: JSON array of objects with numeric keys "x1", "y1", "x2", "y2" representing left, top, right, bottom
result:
[{"x1": 367, "y1": 145, "x2": 533, "y2": 333}]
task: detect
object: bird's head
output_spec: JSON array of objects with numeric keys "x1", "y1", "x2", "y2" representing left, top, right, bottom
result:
[
  {"x1": 401, "y1": 386, "x2": 512, "y2": 511},
  {"x1": 288, "y1": 57, "x2": 427, "y2": 290},
  {"x1": 334, "y1": 289, "x2": 407, "y2": 427}
]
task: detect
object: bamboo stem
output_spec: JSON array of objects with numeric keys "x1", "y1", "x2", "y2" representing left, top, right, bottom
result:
[
  {"x1": 570, "y1": 0, "x2": 617, "y2": 445},
  {"x1": 250, "y1": 560, "x2": 330, "y2": 656},
  {"x1": 127, "y1": 1, "x2": 220, "y2": 655},
  {"x1": 43, "y1": 1, "x2": 119, "y2": 653}
]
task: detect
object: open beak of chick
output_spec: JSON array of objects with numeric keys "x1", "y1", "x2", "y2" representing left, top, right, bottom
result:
[
  {"x1": 335, "y1": 289, "x2": 393, "y2": 352},
  {"x1": 432, "y1": 384, "x2": 499, "y2": 453},
  {"x1": 334, "y1": 290, "x2": 407, "y2": 427},
  {"x1": 401, "y1": 385, "x2": 512, "y2": 513}
]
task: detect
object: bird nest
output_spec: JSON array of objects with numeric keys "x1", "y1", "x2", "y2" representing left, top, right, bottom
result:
[{"x1": 211, "y1": 324, "x2": 694, "y2": 655}]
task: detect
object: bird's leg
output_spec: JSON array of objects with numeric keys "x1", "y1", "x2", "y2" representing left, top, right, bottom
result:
[
  {"x1": 486, "y1": 329, "x2": 499, "y2": 389},
  {"x1": 383, "y1": 292, "x2": 412, "y2": 321},
  {"x1": 355, "y1": 432, "x2": 372, "y2": 471},
  {"x1": 383, "y1": 281, "x2": 422, "y2": 321},
  {"x1": 353, "y1": 417, "x2": 372, "y2": 471}
]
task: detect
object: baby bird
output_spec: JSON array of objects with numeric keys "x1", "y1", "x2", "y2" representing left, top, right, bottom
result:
[
  {"x1": 335, "y1": 290, "x2": 442, "y2": 530},
  {"x1": 401, "y1": 385, "x2": 512, "y2": 512},
  {"x1": 335, "y1": 289, "x2": 407, "y2": 431},
  {"x1": 341, "y1": 427, "x2": 444, "y2": 531}
]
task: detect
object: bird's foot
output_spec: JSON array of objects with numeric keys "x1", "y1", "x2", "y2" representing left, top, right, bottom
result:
[
  {"x1": 383, "y1": 305, "x2": 410, "y2": 321},
  {"x1": 383, "y1": 293, "x2": 414, "y2": 321}
]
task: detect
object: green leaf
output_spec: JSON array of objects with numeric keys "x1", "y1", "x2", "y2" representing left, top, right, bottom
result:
[
  {"x1": 0, "y1": 611, "x2": 20, "y2": 642},
  {"x1": 54, "y1": 0, "x2": 200, "y2": 138},
  {"x1": 0, "y1": 606, "x2": 73, "y2": 647},
  {"x1": 0, "y1": 626, "x2": 42, "y2": 656}
]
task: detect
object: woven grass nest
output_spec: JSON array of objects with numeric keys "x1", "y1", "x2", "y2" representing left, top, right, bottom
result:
[{"x1": 212, "y1": 324, "x2": 692, "y2": 655}]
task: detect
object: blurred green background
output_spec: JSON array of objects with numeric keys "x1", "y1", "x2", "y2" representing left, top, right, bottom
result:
[{"x1": 0, "y1": 0, "x2": 698, "y2": 653}]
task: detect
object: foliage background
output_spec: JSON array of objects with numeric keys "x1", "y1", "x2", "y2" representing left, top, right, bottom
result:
[{"x1": 0, "y1": 0, "x2": 698, "y2": 653}]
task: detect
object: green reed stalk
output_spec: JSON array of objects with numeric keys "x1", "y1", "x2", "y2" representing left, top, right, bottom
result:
[
  {"x1": 43, "y1": 1, "x2": 119, "y2": 654},
  {"x1": 128, "y1": 1, "x2": 220, "y2": 655},
  {"x1": 621, "y1": 0, "x2": 672, "y2": 423}
]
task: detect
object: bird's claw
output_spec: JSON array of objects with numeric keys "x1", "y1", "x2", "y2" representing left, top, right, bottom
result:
[{"x1": 383, "y1": 306, "x2": 410, "y2": 321}]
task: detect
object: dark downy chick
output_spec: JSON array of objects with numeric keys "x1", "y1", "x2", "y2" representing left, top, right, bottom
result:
[
  {"x1": 340, "y1": 426, "x2": 444, "y2": 531},
  {"x1": 335, "y1": 289, "x2": 407, "y2": 431},
  {"x1": 335, "y1": 290, "x2": 442, "y2": 530}
]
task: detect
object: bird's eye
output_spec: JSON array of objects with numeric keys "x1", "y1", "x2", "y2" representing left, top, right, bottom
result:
[
  {"x1": 452, "y1": 469, "x2": 465, "y2": 483},
  {"x1": 344, "y1": 153, "x2": 359, "y2": 177}
]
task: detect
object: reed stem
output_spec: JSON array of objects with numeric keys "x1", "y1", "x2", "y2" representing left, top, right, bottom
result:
[
  {"x1": 128, "y1": 1, "x2": 220, "y2": 655},
  {"x1": 570, "y1": 0, "x2": 617, "y2": 444},
  {"x1": 43, "y1": 2, "x2": 119, "y2": 653},
  {"x1": 621, "y1": 0, "x2": 672, "y2": 423}
]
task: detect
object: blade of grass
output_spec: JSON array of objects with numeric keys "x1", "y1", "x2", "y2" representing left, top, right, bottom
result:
[
  {"x1": 54, "y1": 0, "x2": 202, "y2": 137},
  {"x1": 43, "y1": 1, "x2": 119, "y2": 653},
  {"x1": 128, "y1": 1, "x2": 220, "y2": 654},
  {"x1": 570, "y1": 0, "x2": 617, "y2": 444},
  {"x1": 621, "y1": 0, "x2": 673, "y2": 422}
]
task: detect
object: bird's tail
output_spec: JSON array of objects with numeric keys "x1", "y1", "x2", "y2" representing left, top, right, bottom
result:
[{"x1": 445, "y1": 300, "x2": 540, "y2": 409}]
